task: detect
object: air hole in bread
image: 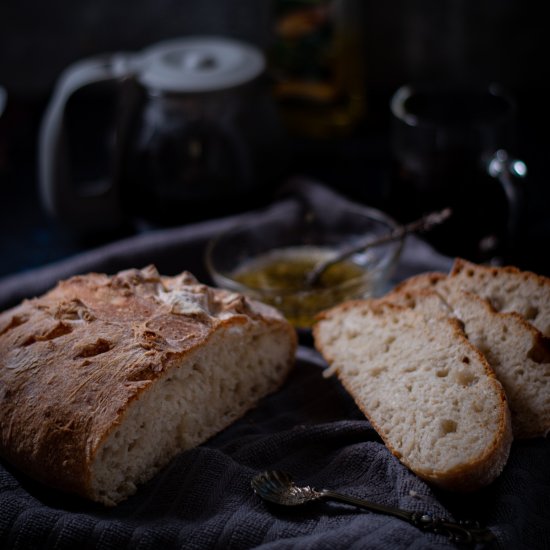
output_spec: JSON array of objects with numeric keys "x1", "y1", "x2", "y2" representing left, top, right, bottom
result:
[
  {"x1": 76, "y1": 338, "x2": 113, "y2": 358},
  {"x1": 45, "y1": 322, "x2": 73, "y2": 340},
  {"x1": 436, "y1": 368, "x2": 449, "y2": 378},
  {"x1": 369, "y1": 366, "x2": 386, "y2": 378},
  {"x1": 22, "y1": 322, "x2": 73, "y2": 346},
  {"x1": 384, "y1": 336, "x2": 396, "y2": 352},
  {"x1": 440, "y1": 419, "x2": 458, "y2": 435},
  {"x1": 0, "y1": 314, "x2": 29, "y2": 336},
  {"x1": 488, "y1": 297, "x2": 503, "y2": 311},
  {"x1": 456, "y1": 370, "x2": 478, "y2": 386},
  {"x1": 472, "y1": 401, "x2": 484, "y2": 413},
  {"x1": 527, "y1": 340, "x2": 550, "y2": 364},
  {"x1": 524, "y1": 305, "x2": 539, "y2": 321},
  {"x1": 461, "y1": 356, "x2": 471, "y2": 365}
]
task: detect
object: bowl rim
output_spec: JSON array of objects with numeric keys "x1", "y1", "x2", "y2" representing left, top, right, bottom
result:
[{"x1": 204, "y1": 203, "x2": 404, "y2": 297}]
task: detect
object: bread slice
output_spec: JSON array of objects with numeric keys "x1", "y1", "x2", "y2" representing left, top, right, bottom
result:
[
  {"x1": 313, "y1": 300, "x2": 512, "y2": 492},
  {"x1": 388, "y1": 283, "x2": 550, "y2": 438},
  {"x1": 450, "y1": 258, "x2": 550, "y2": 337},
  {"x1": 394, "y1": 258, "x2": 550, "y2": 338},
  {"x1": 0, "y1": 266, "x2": 297, "y2": 505}
]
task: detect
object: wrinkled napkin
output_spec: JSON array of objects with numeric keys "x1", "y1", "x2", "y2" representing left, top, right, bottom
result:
[{"x1": 0, "y1": 179, "x2": 548, "y2": 549}]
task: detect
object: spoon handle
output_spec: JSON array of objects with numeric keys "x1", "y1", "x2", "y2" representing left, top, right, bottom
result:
[
  {"x1": 306, "y1": 207, "x2": 452, "y2": 286},
  {"x1": 321, "y1": 489, "x2": 494, "y2": 544}
]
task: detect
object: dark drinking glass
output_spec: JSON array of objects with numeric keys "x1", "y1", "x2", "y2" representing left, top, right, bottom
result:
[{"x1": 389, "y1": 83, "x2": 527, "y2": 263}]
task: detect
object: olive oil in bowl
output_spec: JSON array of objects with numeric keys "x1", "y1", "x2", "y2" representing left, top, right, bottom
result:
[{"x1": 231, "y1": 246, "x2": 374, "y2": 328}]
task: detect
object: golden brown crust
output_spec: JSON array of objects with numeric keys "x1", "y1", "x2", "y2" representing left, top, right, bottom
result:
[
  {"x1": 451, "y1": 257, "x2": 524, "y2": 279},
  {"x1": 391, "y1": 272, "x2": 447, "y2": 300},
  {"x1": 0, "y1": 266, "x2": 296, "y2": 499}
]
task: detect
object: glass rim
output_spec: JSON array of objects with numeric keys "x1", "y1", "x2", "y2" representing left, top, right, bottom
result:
[
  {"x1": 390, "y1": 82, "x2": 516, "y2": 129},
  {"x1": 204, "y1": 209, "x2": 403, "y2": 297}
]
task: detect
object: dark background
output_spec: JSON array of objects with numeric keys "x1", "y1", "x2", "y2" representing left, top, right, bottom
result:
[{"x1": 1, "y1": 0, "x2": 549, "y2": 279}]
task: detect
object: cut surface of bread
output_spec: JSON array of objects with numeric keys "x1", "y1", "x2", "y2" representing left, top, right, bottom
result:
[
  {"x1": 0, "y1": 266, "x2": 297, "y2": 505},
  {"x1": 392, "y1": 274, "x2": 550, "y2": 438},
  {"x1": 313, "y1": 301, "x2": 512, "y2": 492}
]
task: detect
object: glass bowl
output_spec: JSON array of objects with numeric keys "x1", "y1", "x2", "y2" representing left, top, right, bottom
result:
[{"x1": 205, "y1": 201, "x2": 403, "y2": 330}]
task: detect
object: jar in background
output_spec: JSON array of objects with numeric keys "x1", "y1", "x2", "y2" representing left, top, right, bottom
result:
[
  {"x1": 270, "y1": 0, "x2": 366, "y2": 139},
  {"x1": 39, "y1": 37, "x2": 285, "y2": 232}
]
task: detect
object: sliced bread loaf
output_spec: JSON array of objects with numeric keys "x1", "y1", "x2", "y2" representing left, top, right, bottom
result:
[
  {"x1": 0, "y1": 266, "x2": 297, "y2": 505},
  {"x1": 387, "y1": 283, "x2": 550, "y2": 438},
  {"x1": 313, "y1": 300, "x2": 512, "y2": 492}
]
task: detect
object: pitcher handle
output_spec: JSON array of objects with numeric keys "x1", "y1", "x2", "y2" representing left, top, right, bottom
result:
[
  {"x1": 38, "y1": 54, "x2": 135, "y2": 232},
  {"x1": 486, "y1": 148, "x2": 527, "y2": 255}
]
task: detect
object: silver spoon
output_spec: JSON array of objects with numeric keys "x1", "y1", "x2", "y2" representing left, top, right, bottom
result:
[
  {"x1": 305, "y1": 208, "x2": 452, "y2": 287},
  {"x1": 251, "y1": 470, "x2": 494, "y2": 545}
]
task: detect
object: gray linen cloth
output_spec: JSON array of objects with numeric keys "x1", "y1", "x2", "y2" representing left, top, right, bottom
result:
[{"x1": 0, "y1": 180, "x2": 548, "y2": 549}]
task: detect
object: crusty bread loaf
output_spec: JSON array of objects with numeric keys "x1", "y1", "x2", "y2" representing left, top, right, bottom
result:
[
  {"x1": 387, "y1": 282, "x2": 550, "y2": 438},
  {"x1": 0, "y1": 266, "x2": 297, "y2": 505},
  {"x1": 313, "y1": 300, "x2": 512, "y2": 492}
]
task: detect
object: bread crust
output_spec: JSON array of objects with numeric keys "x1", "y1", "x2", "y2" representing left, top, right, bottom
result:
[{"x1": 0, "y1": 266, "x2": 296, "y2": 501}]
